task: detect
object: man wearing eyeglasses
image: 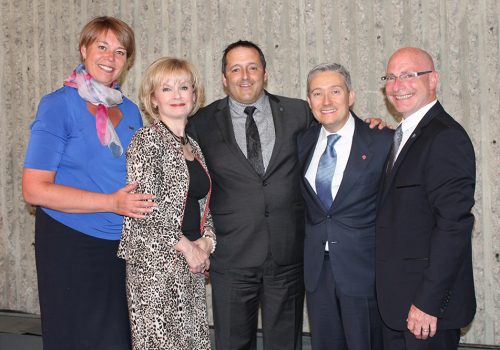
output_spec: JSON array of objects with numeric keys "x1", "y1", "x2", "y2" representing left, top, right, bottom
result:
[{"x1": 376, "y1": 47, "x2": 476, "y2": 350}]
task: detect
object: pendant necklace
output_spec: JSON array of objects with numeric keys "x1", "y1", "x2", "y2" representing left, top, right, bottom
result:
[{"x1": 160, "y1": 120, "x2": 189, "y2": 145}]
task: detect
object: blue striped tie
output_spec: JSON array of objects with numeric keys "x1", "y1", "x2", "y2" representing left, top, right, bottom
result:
[{"x1": 315, "y1": 134, "x2": 341, "y2": 209}]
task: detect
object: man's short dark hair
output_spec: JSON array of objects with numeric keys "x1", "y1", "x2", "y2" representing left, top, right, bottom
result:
[{"x1": 221, "y1": 40, "x2": 267, "y2": 74}]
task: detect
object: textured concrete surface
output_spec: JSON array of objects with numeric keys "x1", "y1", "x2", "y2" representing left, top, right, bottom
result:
[{"x1": 0, "y1": 0, "x2": 498, "y2": 345}]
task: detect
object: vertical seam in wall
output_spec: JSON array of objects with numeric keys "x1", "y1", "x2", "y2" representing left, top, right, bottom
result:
[
  {"x1": 314, "y1": 0, "x2": 323, "y2": 62},
  {"x1": 478, "y1": 0, "x2": 494, "y2": 344},
  {"x1": 175, "y1": 0, "x2": 181, "y2": 55},
  {"x1": 191, "y1": 0, "x2": 198, "y2": 61},
  {"x1": 33, "y1": 0, "x2": 40, "y2": 104},
  {"x1": 17, "y1": 0, "x2": 29, "y2": 308},
  {"x1": 422, "y1": 0, "x2": 428, "y2": 48},
  {"x1": 368, "y1": 0, "x2": 376, "y2": 113},
  {"x1": 438, "y1": 1, "x2": 447, "y2": 111},
  {"x1": 43, "y1": 0, "x2": 50, "y2": 88},
  {"x1": 204, "y1": 1, "x2": 213, "y2": 103},
  {"x1": 56, "y1": 0, "x2": 63, "y2": 86},
  {"x1": 403, "y1": 0, "x2": 410, "y2": 44},
  {"x1": 1, "y1": 0, "x2": 12, "y2": 309},
  {"x1": 383, "y1": 0, "x2": 393, "y2": 57},
  {"x1": 161, "y1": 0, "x2": 167, "y2": 55},
  {"x1": 134, "y1": 0, "x2": 141, "y2": 93},
  {"x1": 298, "y1": 0, "x2": 306, "y2": 99},
  {"x1": 350, "y1": 0, "x2": 358, "y2": 86}
]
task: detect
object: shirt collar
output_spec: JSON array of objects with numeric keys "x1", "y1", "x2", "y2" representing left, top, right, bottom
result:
[
  {"x1": 399, "y1": 100, "x2": 437, "y2": 134},
  {"x1": 319, "y1": 113, "x2": 355, "y2": 141},
  {"x1": 228, "y1": 93, "x2": 268, "y2": 115}
]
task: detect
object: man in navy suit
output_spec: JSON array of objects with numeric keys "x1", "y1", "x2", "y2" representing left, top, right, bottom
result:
[
  {"x1": 297, "y1": 63, "x2": 393, "y2": 350},
  {"x1": 376, "y1": 47, "x2": 476, "y2": 350}
]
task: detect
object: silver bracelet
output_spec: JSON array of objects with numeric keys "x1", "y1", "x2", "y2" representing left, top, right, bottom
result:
[{"x1": 203, "y1": 228, "x2": 216, "y2": 254}]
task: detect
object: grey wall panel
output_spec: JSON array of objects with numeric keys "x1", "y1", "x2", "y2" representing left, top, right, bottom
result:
[{"x1": 0, "y1": 0, "x2": 498, "y2": 345}]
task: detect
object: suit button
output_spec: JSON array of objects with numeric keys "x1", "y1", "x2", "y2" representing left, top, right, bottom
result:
[
  {"x1": 263, "y1": 181, "x2": 268, "y2": 186},
  {"x1": 326, "y1": 215, "x2": 331, "y2": 219},
  {"x1": 265, "y1": 211, "x2": 270, "y2": 217}
]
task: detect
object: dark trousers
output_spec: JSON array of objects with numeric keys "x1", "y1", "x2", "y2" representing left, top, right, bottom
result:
[
  {"x1": 210, "y1": 257, "x2": 305, "y2": 350},
  {"x1": 382, "y1": 323, "x2": 460, "y2": 350},
  {"x1": 306, "y1": 255, "x2": 383, "y2": 350}
]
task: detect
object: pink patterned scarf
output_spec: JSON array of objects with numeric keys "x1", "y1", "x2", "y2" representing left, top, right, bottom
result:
[{"x1": 64, "y1": 64, "x2": 124, "y2": 157}]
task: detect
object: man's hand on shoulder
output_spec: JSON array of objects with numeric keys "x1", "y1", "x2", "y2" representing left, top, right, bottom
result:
[
  {"x1": 406, "y1": 304, "x2": 438, "y2": 340},
  {"x1": 364, "y1": 117, "x2": 388, "y2": 130}
]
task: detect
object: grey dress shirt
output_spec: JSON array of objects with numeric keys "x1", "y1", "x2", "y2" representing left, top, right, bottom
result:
[{"x1": 228, "y1": 94, "x2": 275, "y2": 170}]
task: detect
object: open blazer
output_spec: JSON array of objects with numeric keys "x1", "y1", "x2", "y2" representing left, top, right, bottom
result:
[{"x1": 118, "y1": 120, "x2": 214, "y2": 268}]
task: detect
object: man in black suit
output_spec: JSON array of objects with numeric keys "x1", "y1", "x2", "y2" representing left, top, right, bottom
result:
[
  {"x1": 297, "y1": 63, "x2": 392, "y2": 350},
  {"x1": 189, "y1": 40, "x2": 311, "y2": 350},
  {"x1": 376, "y1": 47, "x2": 476, "y2": 350}
]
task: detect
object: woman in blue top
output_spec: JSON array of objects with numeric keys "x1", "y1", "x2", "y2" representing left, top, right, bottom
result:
[{"x1": 22, "y1": 16, "x2": 155, "y2": 350}]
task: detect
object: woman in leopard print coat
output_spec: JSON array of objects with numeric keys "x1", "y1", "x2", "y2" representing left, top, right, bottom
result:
[{"x1": 118, "y1": 57, "x2": 215, "y2": 349}]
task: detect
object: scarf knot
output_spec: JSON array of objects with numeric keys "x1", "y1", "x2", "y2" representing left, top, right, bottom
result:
[{"x1": 64, "y1": 64, "x2": 124, "y2": 157}]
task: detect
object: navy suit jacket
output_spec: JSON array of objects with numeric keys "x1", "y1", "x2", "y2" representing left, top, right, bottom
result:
[
  {"x1": 298, "y1": 114, "x2": 393, "y2": 296},
  {"x1": 189, "y1": 92, "x2": 313, "y2": 270},
  {"x1": 376, "y1": 102, "x2": 476, "y2": 330}
]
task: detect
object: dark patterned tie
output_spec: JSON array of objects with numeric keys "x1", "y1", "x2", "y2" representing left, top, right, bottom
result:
[
  {"x1": 315, "y1": 134, "x2": 341, "y2": 209},
  {"x1": 386, "y1": 124, "x2": 403, "y2": 174},
  {"x1": 244, "y1": 106, "x2": 265, "y2": 176}
]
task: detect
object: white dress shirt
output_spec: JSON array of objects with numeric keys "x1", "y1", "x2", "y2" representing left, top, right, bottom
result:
[
  {"x1": 305, "y1": 115, "x2": 355, "y2": 250},
  {"x1": 395, "y1": 100, "x2": 437, "y2": 160}
]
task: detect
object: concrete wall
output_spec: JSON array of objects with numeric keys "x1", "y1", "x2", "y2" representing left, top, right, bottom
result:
[{"x1": 0, "y1": 0, "x2": 498, "y2": 345}]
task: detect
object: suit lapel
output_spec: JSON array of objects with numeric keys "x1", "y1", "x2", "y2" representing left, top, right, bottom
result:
[
  {"x1": 301, "y1": 125, "x2": 321, "y2": 175},
  {"x1": 265, "y1": 93, "x2": 285, "y2": 177},
  {"x1": 299, "y1": 126, "x2": 327, "y2": 211},
  {"x1": 213, "y1": 97, "x2": 256, "y2": 174},
  {"x1": 332, "y1": 116, "x2": 373, "y2": 211},
  {"x1": 379, "y1": 102, "x2": 443, "y2": 204}
]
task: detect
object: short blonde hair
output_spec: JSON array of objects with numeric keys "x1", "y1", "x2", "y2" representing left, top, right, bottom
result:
[
  {"x1": 139, "y1": 57, "x2": 205, "y2": 123},
  {"x1": 79, "y1": 16, "x2": 136, "y2": 68}
]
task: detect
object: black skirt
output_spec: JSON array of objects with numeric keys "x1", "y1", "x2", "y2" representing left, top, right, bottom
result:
[{"x1": 35, "y1": 209, "x2": 131, "y2": 350}]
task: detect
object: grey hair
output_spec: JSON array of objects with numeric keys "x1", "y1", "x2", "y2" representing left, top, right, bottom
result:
[{"x1": 307, "y1": 63, "x2": 352, "y2": 93}]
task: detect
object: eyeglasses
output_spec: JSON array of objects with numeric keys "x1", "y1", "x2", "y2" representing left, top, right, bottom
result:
[{"x1": 381, "y1": 70, "x2": 433, "y2": 82}]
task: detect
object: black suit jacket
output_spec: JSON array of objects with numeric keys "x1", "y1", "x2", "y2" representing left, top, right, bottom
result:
[
  {"x1": 376, "y1": 101, "x2": 476, "y2": 330},
  {"x1": 188, "y1": 92, "x2": 313, "y2": 270},
  {"x1": 298, "y1": 115, "x2": 393, "y2": 296}
]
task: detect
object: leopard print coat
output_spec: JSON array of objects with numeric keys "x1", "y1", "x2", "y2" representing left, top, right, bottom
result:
[{"x1": 118, "y1": 120, "x2": 214, "y2": 349}]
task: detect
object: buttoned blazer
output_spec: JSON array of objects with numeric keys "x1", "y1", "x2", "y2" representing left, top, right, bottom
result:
[
  {"x1": 297, "y1": 114, "x2": 393, "y2": 296},
  {"x1": 375, "y1": 102, "x2": 476, "y2": 330},
  {"x1": 188, "y1": 92, "x2": 313, "y2": 270},
  {"x1": 118, "y1": 121, "x2": 214, "y2": 269}
]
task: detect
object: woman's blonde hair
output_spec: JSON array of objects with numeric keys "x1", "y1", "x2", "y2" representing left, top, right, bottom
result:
[
  {"x1": 139, "y1": 57, "x2": 205, "y2": 123},
  {"x1": 79, "y1": 16, "x2": 136, "y2": 68}
]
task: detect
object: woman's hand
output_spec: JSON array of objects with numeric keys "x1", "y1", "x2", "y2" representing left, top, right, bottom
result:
[
  {"x1": 110, "y1": 183, "x2": 156, "y2": 218},
  {"x1": 175, "y1": 236, "x2": 210, "y2": 273}
]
